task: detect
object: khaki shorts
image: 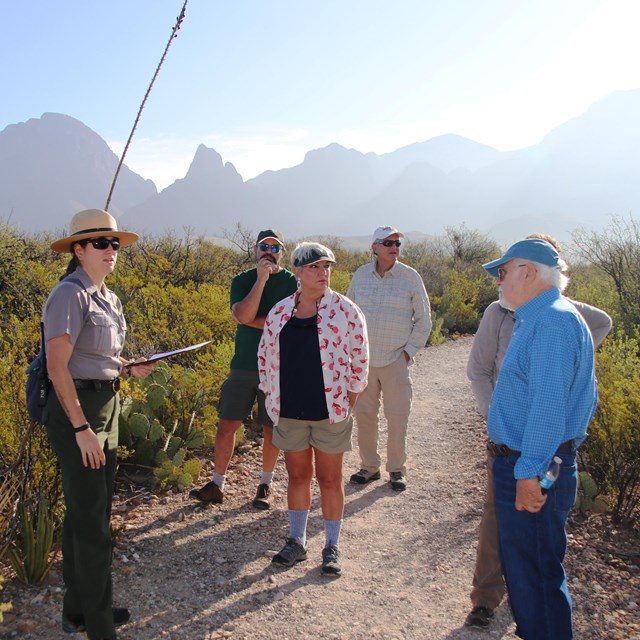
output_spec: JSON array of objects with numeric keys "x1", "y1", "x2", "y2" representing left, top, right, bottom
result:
[{"x1": 274, "y1": 415, "x2": 353, "y2": 454}]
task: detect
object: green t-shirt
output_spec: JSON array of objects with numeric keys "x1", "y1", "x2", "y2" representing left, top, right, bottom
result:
[{"x1": 229, "y1": 267, "x2": 298, "y2": 371}]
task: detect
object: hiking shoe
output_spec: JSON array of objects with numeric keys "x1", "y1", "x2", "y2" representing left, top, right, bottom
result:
[
  {"x1": 252, "y1": 483, "x2": 272, "y2": 510},
  {"x1": 464, "y1": 606, "x2": 494, "y2": 629},
  {"x1": 272, "y1": 538, "x2": 308, "y2": 567},
  {"x1": 321, "y1": 544, "x2": 342, "y2": 577},
  {"x1": 63, "y1": 607, "x2": 130, "y2": 633},
  {"x1": 349, "y1": 468, "x2": 381, "y2": 485},
  {"x1": 189, "y1": 480, "x2": 223, "y2": 504},
  {"x1": 389, "y1": 472, "x2": 407, "y2": 491}
]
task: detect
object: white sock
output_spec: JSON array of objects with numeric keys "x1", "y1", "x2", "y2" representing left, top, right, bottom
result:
[
  {"x1": 212, "y1": 472, "x2": 226, "y2": 491},
  {"x1": 261, "y1": 471, "x2": 274, "y2": 486}
]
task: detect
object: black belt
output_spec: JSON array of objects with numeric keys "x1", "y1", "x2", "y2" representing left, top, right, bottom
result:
[
  {"x1": 487, "y1": 439, "x2": 575, "y2": 458},
  {"x1": 73, "y1": 378, "x2": 121, "y2": 393}
]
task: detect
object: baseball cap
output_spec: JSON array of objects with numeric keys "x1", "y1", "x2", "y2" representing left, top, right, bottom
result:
[
  {"x1": 372, "y1": 226, "x2": 404, "y2": 243},
  {"x1": 291, "y1": 244, "x2": 336, "y2": 267},
  {"x1": 482, "y1": 238, "x2": 561, "y2": 278},
  {"x1": 256, "y1": 229, "x2": 285, "y2": 246}
]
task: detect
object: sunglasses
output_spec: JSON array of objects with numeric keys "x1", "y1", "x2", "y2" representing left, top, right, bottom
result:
[
  {"x1": 376, "y1": 239, "x2": 402, "y2": 247},
  {"x1": 81, "y1": 237, "x2": 120, "y2": 251},
  {"x1": 257, "y1": 243, "x2": 282, "y2": 253},
  {"x1": 497, "y1": 264, "x2": 527, "y2": 281}
]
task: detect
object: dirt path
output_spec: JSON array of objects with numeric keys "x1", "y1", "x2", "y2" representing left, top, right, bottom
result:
[{"x1": 2, "y1": 337, "x2": 638, "y2": 639}]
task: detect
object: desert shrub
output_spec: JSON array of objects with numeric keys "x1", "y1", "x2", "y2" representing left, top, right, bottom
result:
[
  {"x1": 572, "y1": 214, "x2": 640, "y2": 333},
  {"x1": 121, "y1": 281, "x2": 234, "y2": 359},
  {"x1": 115, "y1": 230, "x2": 243, "y2": 290},
  {"x1": 0, "y1": 315, "x2": 64, "y2": 566},
  {"x1": 579, "y1": 333, "x2": 640, "y2": 526},
  {"x1": 438, "y1": 268, "x2": 481, "y2": 334},
  {"x1": 565, "y1": 262, "x2": 622, "y2": 331},
  {"x1": 401, "y1": 226, "x2": 499, "y2": 334}
]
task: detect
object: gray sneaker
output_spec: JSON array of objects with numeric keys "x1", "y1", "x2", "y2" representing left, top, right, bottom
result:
[
  {"x1": 349, "y1": 468, "x2": 381, "y2": 485},
  {"x1": 390, "y1": 472, "x2": 407, "y2": 491},
  {"x1": 272, "y1": 538, "x2": 308, "y2": 567},
  {"x1": 321, "y1": 544, "x2": 342, "y2": 577}
]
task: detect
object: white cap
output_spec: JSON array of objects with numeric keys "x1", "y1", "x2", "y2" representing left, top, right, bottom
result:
[{"x1": 372, "y1": 226, "x2": 404, "y2": 243}]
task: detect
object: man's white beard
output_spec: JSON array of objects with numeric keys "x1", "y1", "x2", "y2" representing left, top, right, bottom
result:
[{"x1": 498, "y1": 291, "x2": 515, "y2": 311}]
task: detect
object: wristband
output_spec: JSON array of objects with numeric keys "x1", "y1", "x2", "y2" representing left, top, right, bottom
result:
[{"x1": 74, "y1": 423, "x2": 90, "y2": 433}]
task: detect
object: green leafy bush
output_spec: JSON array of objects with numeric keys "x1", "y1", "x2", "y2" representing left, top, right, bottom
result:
[{"x1": 579, "y1": 333, "x2": 640, "y2": 525}]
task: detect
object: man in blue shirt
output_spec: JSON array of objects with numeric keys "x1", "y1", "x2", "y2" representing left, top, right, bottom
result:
[{"x1": 482, "y1": 238, "x2": 598, "y2": 640}]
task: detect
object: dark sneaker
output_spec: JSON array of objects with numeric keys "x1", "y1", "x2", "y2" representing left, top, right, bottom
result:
[
  {"x1": 321, "y1": 544, "x2": 342, "y2": 577},
  {"x1": 189, "y1": 480, "x2": 224, "y2": 504},
  {"x1": 252, "y1": 483, "x2": 272, "y2": 510},
  {"x1": 349, "y1": 468, "x2": 381, "y2": 485},
  {"x1": 63, "y1": 607, "x2": 130, "y2": 633},
  {"x1": 389, "y1": 472, "x2": 407, "y2": 491},
  {"x1": 272, "y1": 538, "x2": 308, "y2": 567},
  {"x1": 464, "y1": 606, "x2": 494, "y2": 629}
]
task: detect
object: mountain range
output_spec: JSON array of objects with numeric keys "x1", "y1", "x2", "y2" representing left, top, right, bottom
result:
[{"x1": 2, "y1": 88, "x2": 640, "y2": 246}]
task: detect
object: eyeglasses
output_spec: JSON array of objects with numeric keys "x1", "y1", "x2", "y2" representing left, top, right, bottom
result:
[
  {"x1": 257, "y1": 243, "x2": 282, "y2": 253},
  {"x1": 497, "y1": 264, "x2": 527, "y2": 281},
  {"x1": 376, "y1": 240, "x2": 402, "y2": 247},
  {"x1": 81, "y1": 238, "x2": 120, "y2": 251}
]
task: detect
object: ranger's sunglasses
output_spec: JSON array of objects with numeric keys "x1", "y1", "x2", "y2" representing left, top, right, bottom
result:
[{"x1": 82, "y1": 238, "x2": 120, "y2": 251}]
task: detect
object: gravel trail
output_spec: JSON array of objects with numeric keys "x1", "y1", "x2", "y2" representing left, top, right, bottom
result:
[{"x1": 2, "y1": 337, "x2": 638, "y2": 639}]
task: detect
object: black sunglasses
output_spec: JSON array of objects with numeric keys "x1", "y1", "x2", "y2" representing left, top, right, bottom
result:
[
  {"x1": 257, "y1": 243, "x2": 282, "y2": 253},
  {"x1": 81, "y1": 237, "x2": 120, "y2": 251},
  {"x1": 377, "y1": 239, "x2": 402, "y2": 247}
]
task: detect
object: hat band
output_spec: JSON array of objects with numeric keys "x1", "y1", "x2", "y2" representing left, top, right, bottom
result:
[{"x1": 71, "y1": 227, "x2": 118, "y2": 236}]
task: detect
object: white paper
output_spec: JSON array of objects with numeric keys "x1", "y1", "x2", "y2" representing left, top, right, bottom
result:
[{"x1": 125, "y1": 340, "x2": 212, "y2": 366}]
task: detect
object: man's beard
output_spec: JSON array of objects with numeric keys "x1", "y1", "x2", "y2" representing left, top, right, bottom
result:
[{"x1": 498, "y1": 290, "x2": 514, "y2": 311}]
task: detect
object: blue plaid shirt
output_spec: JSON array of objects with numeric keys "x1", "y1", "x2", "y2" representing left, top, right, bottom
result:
[{"x1": 487, "y1": 288, "x2": 598, "y2": 480}]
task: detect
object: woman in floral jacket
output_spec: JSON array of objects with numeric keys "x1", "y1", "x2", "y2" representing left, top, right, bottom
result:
[{"x1": 258, "y1": 242, "x2": 369, "y2": 577}]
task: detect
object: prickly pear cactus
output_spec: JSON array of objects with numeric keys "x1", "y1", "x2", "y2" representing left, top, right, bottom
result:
[
  {"x1": 128, "y1": 413, "x2": 150, "y2": 439},
  {"x1": 146, "y1": 384, "x2": 166, "y2": 410},
  {"x1": 575, "y1": 471, "x2": 600, "y2": 514},
  {"x1": 119, "y1": 361, "x2": 208, "y2": 487},
  {"x1": 579, "y1": 472, "x2": 598, "y2": 499}
]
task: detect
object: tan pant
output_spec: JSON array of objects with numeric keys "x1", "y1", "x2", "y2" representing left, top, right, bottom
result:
[
  {"x1": 470, "y1": 447, "x2": 506, "y2": 610},
  {"x1": 353, "y1": 355, "x2": 412, "y2": 475}
]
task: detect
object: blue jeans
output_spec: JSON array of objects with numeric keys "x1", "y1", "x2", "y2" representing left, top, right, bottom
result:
[{"x1": 493, "y1": 450, "x2": 577, "y2": 640}]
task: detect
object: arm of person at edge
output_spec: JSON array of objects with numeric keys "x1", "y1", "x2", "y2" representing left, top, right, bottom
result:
[
  {"x1": 568, "y1": 298, "x2": 613, "y2": 349},
  {"x1": 467, "y1": 303, "x2": 503, "y2": 420},
  {"x1": 516, "y1": 320, "x2": 580, "y2": 513},
  {"x1": 47, "y1": 334, "x2": 107, "y2": 470},
  {"x1": 231, "y1": 257, "x2": 275, "y2": 328},
  {"x1": 403, "y1": 274, "x2": 432, "y2": 363}
]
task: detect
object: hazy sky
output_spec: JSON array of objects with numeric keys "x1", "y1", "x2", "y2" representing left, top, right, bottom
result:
[{"x1": 3, "y1": 0, "x2": 640, "y2": 189}]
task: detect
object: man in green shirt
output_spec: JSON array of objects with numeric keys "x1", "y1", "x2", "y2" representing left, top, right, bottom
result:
[{"x1": 190, "y1": 230, "x2": 297, "y2": 508}]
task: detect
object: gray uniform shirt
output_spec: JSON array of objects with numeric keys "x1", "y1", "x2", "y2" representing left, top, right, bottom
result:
[
  {"x1": 467, "y1": 298, "x2": 612, "y2": 419},
  {"x1": 42, "y1": 267, "x2": 126, "y2": 380}
]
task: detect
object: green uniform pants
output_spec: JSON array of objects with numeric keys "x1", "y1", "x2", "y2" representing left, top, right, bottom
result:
[{"x1": 45, "y1": 386, "x2": 120, "y2": 640}]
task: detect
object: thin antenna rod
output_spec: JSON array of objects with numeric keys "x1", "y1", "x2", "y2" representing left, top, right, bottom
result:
[{"x1": 105, "y1": 1, "x2": 188, "y2": 211}]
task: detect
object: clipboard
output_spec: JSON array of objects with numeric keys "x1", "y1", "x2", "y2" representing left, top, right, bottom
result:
[{"x1": 123, "y1": 340, "x2": 212, "y2": 368}]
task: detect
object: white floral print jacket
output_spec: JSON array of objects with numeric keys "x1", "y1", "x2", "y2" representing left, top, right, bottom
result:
[{"x1": 258, "y1": 289, "x2": 369, "y2": 424}]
